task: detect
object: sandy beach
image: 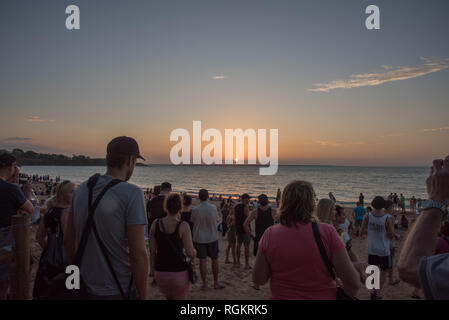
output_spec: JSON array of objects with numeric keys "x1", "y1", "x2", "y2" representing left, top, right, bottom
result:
[{"x1": 27, "y1": 182, "x2": 420, "y2": 300}]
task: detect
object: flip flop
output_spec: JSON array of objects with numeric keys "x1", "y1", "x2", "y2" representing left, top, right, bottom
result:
[{"x1": 251, "y1": 285, "x2": 260, "y2": 291}]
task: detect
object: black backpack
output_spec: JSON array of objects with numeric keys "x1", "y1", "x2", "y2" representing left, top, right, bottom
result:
[{"x1": 33, "y1": 207, "x2": 66, "y2": 299}]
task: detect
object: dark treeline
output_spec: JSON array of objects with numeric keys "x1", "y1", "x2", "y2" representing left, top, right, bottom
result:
[{"x1": 0, "y1": 148, "x2": 106, "y2": 166}]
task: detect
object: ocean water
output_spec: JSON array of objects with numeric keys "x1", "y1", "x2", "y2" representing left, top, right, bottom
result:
[{"x1": 20, "y1": 165, "x2": 429, "y2": 204}]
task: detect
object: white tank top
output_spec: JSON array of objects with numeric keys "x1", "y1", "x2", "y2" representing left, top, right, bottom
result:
[{"x1": 366, "y1": 212, "x2": 391, "y2": 256}]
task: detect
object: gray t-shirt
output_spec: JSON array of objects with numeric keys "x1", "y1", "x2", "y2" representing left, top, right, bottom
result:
[
  {"x1": 191, "y1": 202, "x2": 219, "y2": 244},
  {"x1": 419, "y1": 253, "x2": 449, "y2": 300},
  {"x1": 70, "y1": 175, "x2": 147, "y2": 296}
]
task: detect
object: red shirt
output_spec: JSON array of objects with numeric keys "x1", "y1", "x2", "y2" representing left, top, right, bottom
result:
[{"x1": 259, "y1": 222, "x2": 345, "y2": 300}]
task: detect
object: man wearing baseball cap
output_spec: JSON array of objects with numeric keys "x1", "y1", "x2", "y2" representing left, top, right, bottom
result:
[
  {"x1": 0, "y1": 153, "x2": 34, "y2": 299},
  {"x1": 64, "y1": 136, "x2": 149, "y2": 300}
]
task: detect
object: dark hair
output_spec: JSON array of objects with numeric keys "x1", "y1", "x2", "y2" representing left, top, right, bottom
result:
[
  {"x1": 258, "y1": 194, "x2": 269, "y2": 206},
  {"x1": 161, "y1": 182, "x2": 172, "y2": 192},
  {"x1": 106, "y1": 153, "x2": 131, "y2": 168},
  {"x1": 0, "y1": 153, "x2": 17, "y2": 168},
  {"x1": 241, "y1": 193, "x2": 250, "y2": 200},
  {"x1": 153, "y1": 185, "x2": 161, "y2": 196},
  {"x1": 366, "y1": 206, "x2": 372, "y2": 212},
  {"x1": 183, "y1": 194, "x2": 192, "y2": 206},
  {"x1": 440, "y1": 221, "x2": 449, "y2": 237},
  {"x1": 164, "y1": 193, "x2": 183, "y2": 215},
  {"x1": 278, "y1": 180, "x2": 316, "y2": 227},
  {"x1": 199, "y1": 189, "x2": 209, "y2": 201},
  {"x1": 384, "y1": 200, "x2": 394, "y2": 210},
  {"x1": 335, "y1": 205, "x2": 345, "y2": 216},
  {"x1": 371, "y1": 196, "x2": 386, "y2": 210}
]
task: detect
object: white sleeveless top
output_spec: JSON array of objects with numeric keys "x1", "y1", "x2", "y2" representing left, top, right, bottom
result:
[{"x1": 366, "y1": 212, "x2": 391, "y2": 256}]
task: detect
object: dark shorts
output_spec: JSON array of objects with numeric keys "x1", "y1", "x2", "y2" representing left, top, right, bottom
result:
[
  {"x1": 236, "y1": 233, "x2": 251, "y2": 247},
  {"x1": 368, "y1": 254, "x2": 392, "y2": 270},
  {"x1": 355, "y1": 220, "x2": 363, "y2": 227},
  {"x1": 194, "y1": 241, "x2": 219, "y2": 260}
]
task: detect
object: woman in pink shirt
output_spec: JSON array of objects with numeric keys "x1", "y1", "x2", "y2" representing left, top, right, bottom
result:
[{"x1": 253, "y1": 180, "x2": 360, "y2": 300}]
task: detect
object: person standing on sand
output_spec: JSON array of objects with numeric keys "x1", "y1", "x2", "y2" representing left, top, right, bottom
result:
[
  {"x1": 225, "y1": 202, "x2": 237, "y2": 265},
  {"x1": 253, "y1": 180, "x2": 362, "y2": 299},
  {"x1": 317, "y1": 198, "x2": 337, "y2": 224},
  {"x1": 352, "y1": 202, "x2": 366, "y2": 237},
  {"x1": 147, "y1": 182, "x2": 171, "y2": 285},
  {"x1": 191, "y1": 189, "x2": 224, "y2": 290},
  {"x1": 180, "y1": 195, "x2": 193, "y2": 232},
  {"x1": 333, "y1": 206, "x2": 357, "y2": 262},
  {"x1": 0, "y1": 153, "x2": 34, "y2": 300},
  {"x1": 243, "y1": 194, "x2": 275, "y2": 290},
  {"x1": 360, "y1": 196, "x2": 395, "y2": 300},
  {"x1": 220, "y1": 199, "x2": 230, "y2": 237},
  {"x1": 147, "y1": 182, "x2": 171, "y2": 228},
  {"x1": 149, "y1": 193, "x2": 196, "y2": 300},
  {"x1": 400, "y1": 194, "x2": 406, "y2": 213},
  {"x1": 383, "y1": 200, "x2": 401, "y2": 286},
  {"x1": 276, "y1": 188, "x2": 281, "y2": 207},
  {"x1": 33, "y1": 180, "x2": 76, "y2": 299},
  {"x1": 234, "y1": 193, "x2": 252, "y2": 269},
  {"x1": 359, "y1": 193, "x2": 365, "y2": 206},
  {"x1": 64, "y1": 136, "x2": 149, "y2": 300}
]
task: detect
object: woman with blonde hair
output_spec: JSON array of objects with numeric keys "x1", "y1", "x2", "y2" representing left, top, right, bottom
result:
[
  {"x1": 37, "y1": 180, "x2": 75, "y2": 249},
  {"x1": 252, "y1": 180, "x2": 360, "y2": 300},
  {"x1": 34, "y1": 180, "x2": 75, "y2": 299},
  {"x1": 317, "y1": 198, "x2": 337, "y2": 224}
]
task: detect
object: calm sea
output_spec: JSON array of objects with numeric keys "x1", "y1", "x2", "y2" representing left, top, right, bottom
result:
[{"x1": 20, "y1": 165, "x2": 429, "y2": 205}]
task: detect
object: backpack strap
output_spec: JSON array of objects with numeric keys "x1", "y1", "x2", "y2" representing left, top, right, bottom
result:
[
  {"x1": 73, "y1": 174, "x2": 101, "y2": 265},
  {"x1": 88, "y1": 176, "x2": 134, "y2": 300},
  {"x1": 74, "y1": 174, "x2": 132, "y2": 299},
  {"x1": 311, "y1": 222, "x2": 336, "y2": 280}
]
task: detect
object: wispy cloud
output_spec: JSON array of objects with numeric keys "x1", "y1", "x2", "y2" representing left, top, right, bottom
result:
[
  {"x1": 26, "y1": 116, "x2": 55, "y2": 123},
  {"x1": 379, "y1": 132, "x2": 404, "y2": 138},
  {"x1": 4, "y1": 137, "x2": 32, "y2": 142},
  {"x1": 309, "y1": 57, "x2": 449, "y2": 92},
  {"x1": 315, "y1": 140, "x2": 366, "y2": 148},
  {"x1": 212, "y1": 75, "x2": 227, "y2": 80},
  {"x1": 423, "y1": 126, "x2": 449, "y2": 132}
]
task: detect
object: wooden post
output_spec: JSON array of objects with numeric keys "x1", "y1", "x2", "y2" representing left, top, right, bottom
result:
[{"x1": 10, "y1": 214, "x2": 30, "y2": 300}]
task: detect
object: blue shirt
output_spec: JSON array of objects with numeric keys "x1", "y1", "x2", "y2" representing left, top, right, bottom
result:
[
  {"x1": 353, "y1": 206, "x2": 366, "y2": 221},
  {"x1": 0, "y1": 179, "x2": 27, "y2": 228}
]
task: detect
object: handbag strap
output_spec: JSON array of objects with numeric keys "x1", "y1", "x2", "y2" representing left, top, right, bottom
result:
[{"x1": 311, "y1": 222, "x2": 336, "y2": 280}]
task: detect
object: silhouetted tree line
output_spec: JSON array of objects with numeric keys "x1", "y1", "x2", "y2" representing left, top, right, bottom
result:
[{"x1": 0, "y1": 148, "x2": 106, "y2": 166}]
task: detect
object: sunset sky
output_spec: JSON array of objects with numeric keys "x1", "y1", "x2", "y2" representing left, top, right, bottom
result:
[{"x1": 1, "y1": 0, "x2": 448, "y2": 166}]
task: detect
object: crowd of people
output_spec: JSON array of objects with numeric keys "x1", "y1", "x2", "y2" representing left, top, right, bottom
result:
[{"x1": 1, "y1": 137, "x2": 448, "y2": 300}]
